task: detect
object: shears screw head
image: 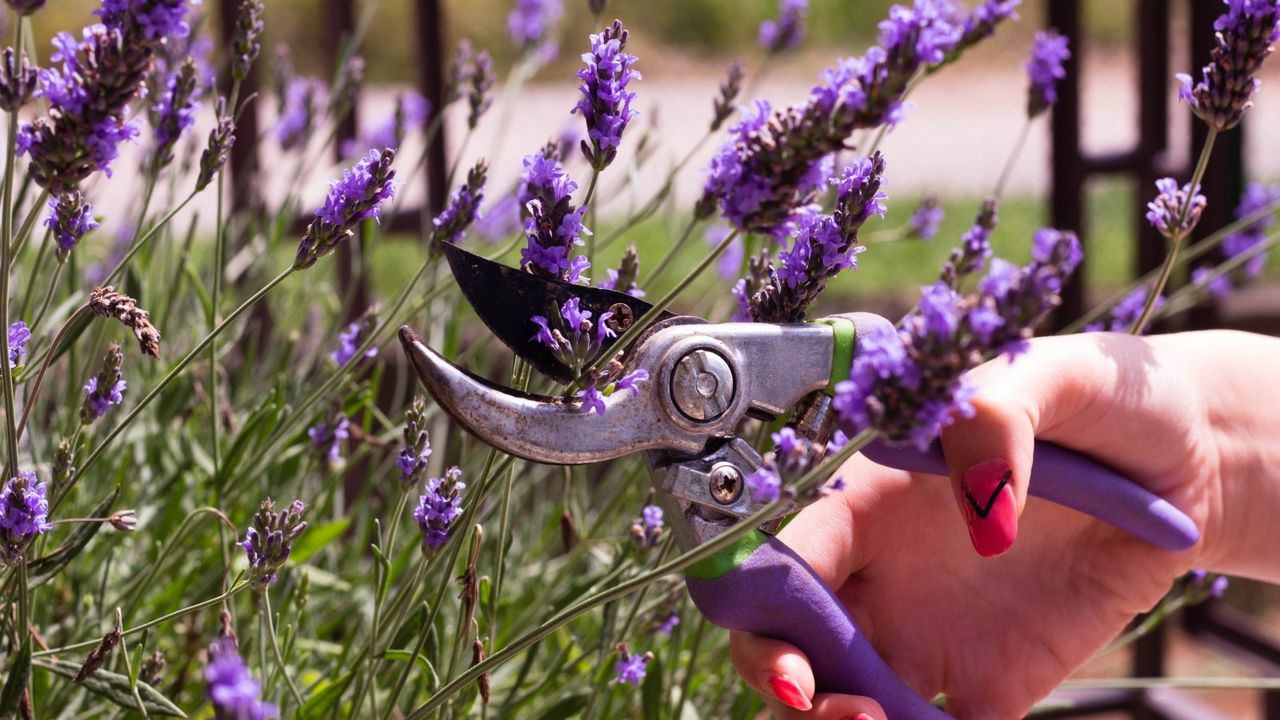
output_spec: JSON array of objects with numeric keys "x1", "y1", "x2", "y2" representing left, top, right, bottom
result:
[
  {"x1": 671, "y1": 349, "x2": 736, "y2": 422},
  {"x1": 708, "y1": 463, "x2": 744, "y2": 505}
]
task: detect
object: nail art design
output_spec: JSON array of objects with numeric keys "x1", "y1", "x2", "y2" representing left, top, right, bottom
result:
[
  {"x1": 761, "y1": 671, "x2": 812, "y2": 711},
  {"x1": 960, "y1": 459, "x2": 1017, "y2": 557}
]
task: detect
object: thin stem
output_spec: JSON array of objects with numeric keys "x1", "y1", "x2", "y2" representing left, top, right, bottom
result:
[
  {"x1": 596, "y1": 133, "x2": 713, "y2": 254},
  {"x1": 407, "y1": 432, "x2": 873, "y2": 718},
  {"x1": 55, "y1": 267, "x2": 296, "y2": 512},
  {"x1": 9, "y1": 304, "x2": 87, "y2": 480},
  {"x1": 572, "y1": 229, "x2": 739, "y2": 391},
  {"x1": 0, "y1": 19, "x2": 24, "y2": 480},
  {"x1": 27, "y1": 252, "x2": 62, "y2": 334},
  {"x1": 8, "y1": 188, "x2": 50, "y2": 260},
  {"x1": 673, "y1": 617, "x2": 708, "y2": 718},
  {"x1": 262, "y1": 589, "x2": 305, "y2": 708},
  {"x1": 18, "y1": 229, "x2": 50, "y2": 321},
  {"x1": 1129, "y1": 128, "x2": 1218, "y2": 335},
  {"x1": 583, "y1": 168, "x2": 600, "y2": 270},
  {"x1": 102, "y1": 190, "x2": 198, "y2": 287},
  {"x1": 36, "y1": 581, "x2": 251, "y2": 656},
  {"x1": 993, "y1": 118, "x2": 1031, "y2": 199}
]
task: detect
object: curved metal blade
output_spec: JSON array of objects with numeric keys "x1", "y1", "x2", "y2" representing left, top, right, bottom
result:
[
  {"x1": 399, "y1": 326, "x2": 708, "y2": 463},
  {"x1": 441, "y1": 242, "x2": 673, "y2": 384}
]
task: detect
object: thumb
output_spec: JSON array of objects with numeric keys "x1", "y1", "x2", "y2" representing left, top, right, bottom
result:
[{"x1": 939, "y1": 353, "x2": 1053, "y2": 558}]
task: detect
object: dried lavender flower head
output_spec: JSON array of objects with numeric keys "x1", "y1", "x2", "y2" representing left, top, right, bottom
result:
[
  {"x1": 240, "y1": 498, "x2": 308, "y2": 588},
  {"x1": 232, "y1": 0, "x2": 265, "y2": 82},
  {"x1": 414, "y1": 466, "x2": 465, "y2": 551},
  {"x1": 0, "y1": 47, "x2": 38, "y2": 111},
  {"x1": 0, "y1": 470, "x2": 52, "y2": 566},
  {"x1": 197, "y1": 97, "x2": 236, "y2": 192},
  {"x1": 81, "y1": 342, "x2": 126, "y2": 425},
  {"x1": 1178, "y1": 0, "x2": 1280, "y2": 131},
  {"x1": 759, "y1": 0, "x2": 809, "y2": 54},
  {"x1": 45, "y1": 192, "x2": 99, "y2": 262},
  {"x1": 295, "y1": 148, "x2": 397, "y2": 269},
  {"x1": 1146, "y1": 177, "x2": 1207, "y2": 239},
  {"x1": 1026, "y1": 30, "x2": 1070, "y2": 117},
  {"x1": 432, "y1": 160, "x2": 488, "y2": 245},
  {"x1": 573, "y1": 19, "x2": 641, "y2": 171},
  {"x1": 88, "y1": 286, "x2": 162, "y2": 357},
  {"x1": 205, "y1": 637, "x2": 276, "y2": 719}
]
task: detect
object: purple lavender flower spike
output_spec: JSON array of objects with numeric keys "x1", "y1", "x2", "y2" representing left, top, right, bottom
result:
[
  {"x1": 573, "y1": 19, "x2": 641, "y2": 171},
  {"x1": 508, "y1": 0, "x2": 563, "y2": 59},
  {"x1": 95, "y1": 0, "x2": 198, "y2": 40},
  {"x1": 6, "y1": 321, "x2": 30, "y2": 370},
  {"x1": 398, "y1": 395, "x2": 432, "y2": 487},
  {"x1": 0, "y1": 48, "x2": 38, "y2": 111},
  {"x1": 276, "y1": 77, "x2": 326, "y2": 152},
  {"x1": 614, "y1": 646, "x2": 652, "y2": 686},
  {"x1": 206, "y1": 638, "x2": 277, "y2": 720},
  {"x1": 1026, "y1": 30, "x2": 1070, "y2": 118},
  {"x1": 307, "y1": 411, "x2": 349, "y2": 465},
  {"x1": 0, "y1": 470, "x2": 52, "y2": 566},
  {"x1": 414, "y1": 466, "x2": 465, "y2": 551},
  {"x1": 1222, "y1": 183, "x2": 1280, "y2": 278},
  {"x1": 1177, "y1": 0, "x2": 1280, "y2": 131},
  {"x1": 939, "y1": 198, "x2": 998, "y2": 286},
  {"x1": 345, "y1": 92, "x2": 431, "y2": 157},
  {"x1": 432, "y1": 161, "x2": 488, "y2": 245},
  {"x1": 81, "y1": 343, "x2": 126, "y2": 425},
  {"x1": 1084, "y1": 285, "x2": 1164, "y2": 334},
  {"x1": 599, "y1": 245, "x2": 644, "y2": 296},
  {"x1": 835, "y1": 229, "x2": 1082, "y2": 448},
  {"x1": 710, "y1": 61, "x2": 744, "y2": 133},
  {"x1": 295, "y1": 148, "x2": 397, "y2": 269},
  {"x1": 231, "y1": 0, "x2": 265, "y2": 83},
  {"x1": 933, "y1": 0, "x2": 1021, "y2": 70},
  {"x1": 1146, "y1": 177, "x2": 1206, "y2": 239},
  {"x1": 240, "y1": 498, "x2": 308, "y2": 588},
  {"x1": 907, "y1": 197, "x2": 944, "y2": 241},
  {"x1": 149, "y1": 58, "x2": 200, "y2": 171},
  {"x1": 1191, "y1": 266, "x2": 1232, "y2": 298},
  {"x1": 330, "y1": 308, "x2": 379, "y2": 366},
  {"x1": 630, "y1": 504, "x2": 664, "y2": 547},
  {"x1": 45, "y1": 192, "x2": 99, "y2": 262},
  {"x1": 759, "y1": 0, "x2": 809, "y2": 54},
  {"x1": 197, "y1": 98, "x2": 236, "y2": 192},
  {"x1": 518, "y1": 152, "x2": 590, "y2": 280},
  {"x1": 4, "y1": 0, "x2": 47, "y2": 15},
  {"x1": 750, "y1": 153, "x2": 886, "y2": 322}
]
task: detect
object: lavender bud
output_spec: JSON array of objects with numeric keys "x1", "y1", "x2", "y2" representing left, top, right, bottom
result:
[
  {"x1": 231, "y1": 0, "x2": 265, "y2": 83},
  {"x1": 508, "y1": 0, "x2": 563, "y2": 58},
  {"x1": 240, "y1": 498, "x2": 308, "y2": 588},
  {"x1": 600, "y1": 244, "x2": 644, "y2": 297},
  {"x1": 1178, "y1": 0, "x2": 1280, "y2": 131},
  {"x1": 52, "y1": 437, "x2": 76, "y2": 491},
  {"x1": 276, "y1": 76, "x2": 325, "y2": 151},
  {"x1": 759, "y1": 0, "x2": 809, "y2": 55},
  {"x1": 205, "y1": 637, "x2": 275, "y2": 718},
  {"x1": 330, "y1": 306, "x2": 379, "y2": 367},
  {"x1": 4, "y1": 0, "x2": 46, "y2": 15},
  {"x1": 197, "y1": 97, "x2": 236, "y2": 192},
  {"x1": 907, "y1": 196, "x2": 945, "y2": 241},
  {"x1": 710, "y1": 60, "x2": 743, "y2": 132},
  {"x1": 295, "y1": 148, "x2": 397, "y2": 269},
  {"x1": 573, "y1": 19, "x2": 641, "y2": 171},
  {"x1": 939, "y1": 197, "x2": 998, "y2": 287},
  {"x1": 1145, "y1": 178, "x2": 1206, "y2": 239},
  {"x1": 413, "y1": 466, "x2": 465, "y2": 551},
  {"x1": 629, "y1": 504, "x2": 664, "y2": 548},
  {"x1": 108, "y1": 509, "x2": 137, "y2": 532},
  {"x1": 432, "y1": 160, "x2": 488, "y2": 245},
  {"x1": 933, "y1": 0, "x2": 1021, "y2": 71},
  {"x1": 0, "y1": 48, "x2": 37, "y2": 111},
  {"x1": 613, "y1": 644, "x2": 653, "y2": 686},
  {"x1": 0, "y1": 470, "x2": 52, "y2": 566},
  {"x1": 467, "y1": 50, "x2": 494, "y2": 129},
  {"x1": 445, "y1": 40, "x2": 473, "y2": 106},
  {"x1": 139, "y1": 650, "x2": 166, "y2": 686},
  {"x1": 87, "y1": 287, "x2": 162, "y2": 357},
  {"x1": 397, "y1": 395, "x2": 432, "y2": 487},
  {"x1": 45, "y1": 192, "x2": 99, "y2": 263},
  {"x1": 81, "y1": 343, "x2": 126, "y2": 425},
  {"x1": 307, "y1": 410, "x2": 349, "y2": 465},
  {"x1": 150, "y1": 58, "x2": 200, "y2": 172}
]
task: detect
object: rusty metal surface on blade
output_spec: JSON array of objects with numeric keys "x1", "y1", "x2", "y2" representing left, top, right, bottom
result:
[{"x1": 441, "y1": 242, "x2": 673, "y2": 384}]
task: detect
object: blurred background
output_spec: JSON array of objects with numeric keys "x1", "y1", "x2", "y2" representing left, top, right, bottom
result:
[{"x1": 26, "y1": 1, "x2": 1280, "y2": 717}]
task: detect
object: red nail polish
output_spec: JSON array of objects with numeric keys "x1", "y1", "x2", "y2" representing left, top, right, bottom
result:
[
  {"x1": 960, "y1": 459, "x2": 1017, "y2": 557},
  {"x1": 762, "y1": 672, "x2": 812, "y2": 711},
  {"x1": 836, "y1": 715, "x2": 876, "y2": 720}
]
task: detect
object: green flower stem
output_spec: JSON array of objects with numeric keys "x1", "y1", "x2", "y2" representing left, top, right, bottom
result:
[
  {"x1": 993, "y1": 118, "x2": 1031, "y2": 199},
  {"x1": 406, "y1": 431, "x2": 873, "y2": 718},
  {"x1": 54, "y1": 266, "x2": 297, "y2": 514},
  {"x1": 263, "y1": 589, "x2": 305, "y2": 709},
  {"x1": 486, "y1": 360, "x2": 530, "y2": 633},
  {"x1": 571, "y1": 229, "x2": 739, "y2": 392},
  {"x1": 210, "y1": 76, "x2": 239, "y2": 490},
  {"x1": 1, "y1": 17, "x2": 26, "y2": 483},
  {"x1": 1061, "y1": 192, "x2": 1280, "y2": 334},
  {"x1": 26, "y1": 243, "x2": 61, "y2": 334},
  {"x1": 37, "y1": 581, "x2": 251, "y2": 657},
  {"x1": 583, "y1": 168, "x2": 601, "y2": 270},
  {"x1": 18, "y1": 228, "x2": 51, "y2": 321},
  {"x1": 673, "y1": 617, "x2": 708, "y2": 718},
  {"x1": 7, "y1": 188, "x2": 50, "y2": 260},
  {"x1": 639, "y1": 215, "x2": 701, "y2": 287},
  {"x1": 1129, "y1": 128, "x2": 1218, "y2": 335},
  {"x1": 114, "y1": 609, "x2": 149, "y2": 718}
]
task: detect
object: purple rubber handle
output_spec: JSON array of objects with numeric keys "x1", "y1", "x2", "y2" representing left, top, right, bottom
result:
[
  {"x1": 687, "y1": 534, "x2": 951, "y2": 719},
  {"x1": 861, "y1": 439, "x2": 1199, "y2": 551}
]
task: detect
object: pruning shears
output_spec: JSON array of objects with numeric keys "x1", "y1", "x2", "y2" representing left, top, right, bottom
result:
[{"x1": 398, "y1": 243, "x2": 1199, "y2": 719}]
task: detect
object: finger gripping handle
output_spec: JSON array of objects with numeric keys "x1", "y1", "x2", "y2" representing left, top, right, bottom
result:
[
  {"x1": 686, "y1": 534, "x2": 953, "y2": 719},
  {"x1": 860, "y1": 439, "x2": 1200, "y2": 551}
]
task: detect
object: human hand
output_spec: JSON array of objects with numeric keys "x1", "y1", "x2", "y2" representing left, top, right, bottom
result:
[{"x1": 730, "y1": 330, "x2": 1280, "y2": 719}]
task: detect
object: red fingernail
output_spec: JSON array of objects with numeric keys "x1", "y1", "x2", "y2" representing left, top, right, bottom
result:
[
  {"x1": 761, "y1": 672, "x2": 812, "y2": 711},
  {"x1": 837, "y1": 715, "x2": 876, "y2": 720},
  {"x1": 960, "y1": 460, "x2": 1017, "y2": 557}
]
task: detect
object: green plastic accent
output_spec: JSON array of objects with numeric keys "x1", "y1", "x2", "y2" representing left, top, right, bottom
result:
[
  {"x1": 684, "y1": 529, "x2": 770, "y2": 580},
  {"x1": 816, "y1": 317, "x2": 856, "y2": 395}
]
